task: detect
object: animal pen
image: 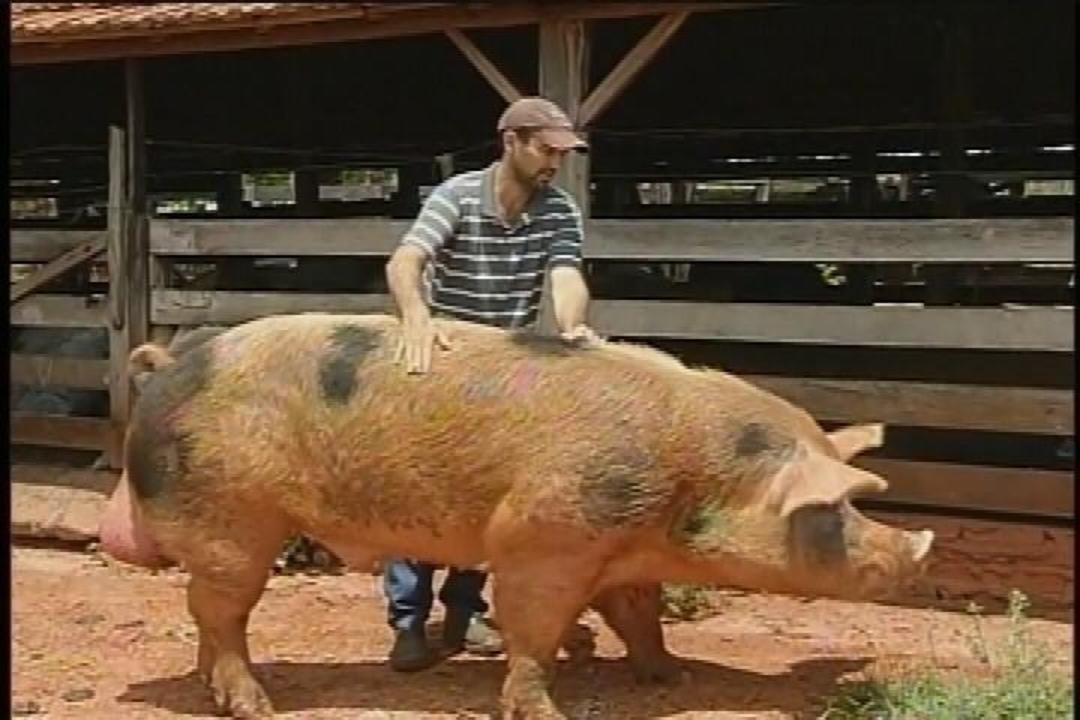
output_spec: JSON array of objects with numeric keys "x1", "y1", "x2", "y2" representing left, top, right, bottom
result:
[{"x1": 9, "y1": 2, "x2": 1074, "y2": 619}]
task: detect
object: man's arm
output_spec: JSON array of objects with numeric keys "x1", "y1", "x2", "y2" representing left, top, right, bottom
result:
[
  {"x1": 385, "y1": 185, "x2": 460, "y2": 372},
  {"x1": 550, "y1": 265, "x2": 590, "y2": 335},
  {"x1": 386, "y1": 244, "x2": 432, "y2": 326},
  {"x1": 547, "y1": 189, "x2": 597, "y2": 341}
]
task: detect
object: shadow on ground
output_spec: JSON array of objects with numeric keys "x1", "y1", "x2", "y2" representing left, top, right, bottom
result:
[{"x1": 118, "y1": 654, "x2": 871, "y2": 718}]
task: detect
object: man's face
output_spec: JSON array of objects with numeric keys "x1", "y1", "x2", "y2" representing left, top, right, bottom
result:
[{"x1": 505, "y1": 131, "x2": 569, "y2": 189}]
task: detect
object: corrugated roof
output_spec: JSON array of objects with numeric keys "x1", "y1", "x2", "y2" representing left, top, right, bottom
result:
[{"x1": 11, "y1": 3, "x2": 445, "y2": 42}]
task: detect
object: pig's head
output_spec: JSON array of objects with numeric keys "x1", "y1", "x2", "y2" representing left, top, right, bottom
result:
[{"x1": 672, "y1": 422, "x2": 933, "y2": 602}]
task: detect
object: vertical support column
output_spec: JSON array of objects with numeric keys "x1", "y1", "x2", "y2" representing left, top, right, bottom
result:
[
  {"x1": 537, "y1": 19, "x2": 590, "y2": 336},
  {"x1": 294, "y1": 167, "x2": 321, "y2": 218},
  {"x1": 106, "y1": 59, "x2": 150, "y2": 469},
  {"x1": 539, "y1": 19, "x2": 590, "y2": 215}
]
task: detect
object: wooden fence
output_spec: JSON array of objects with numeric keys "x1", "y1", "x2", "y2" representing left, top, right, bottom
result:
[{"x1": 11, "y1": 210, "x2": 1074, "y2": 520}]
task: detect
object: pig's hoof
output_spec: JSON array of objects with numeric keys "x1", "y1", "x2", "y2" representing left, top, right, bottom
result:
[
  {"x1": 210, "y1": 657, "x2": 275, "y2": 719},
  {"x1": 630, "y1": 653, "x2": 683, "y2": 685}
]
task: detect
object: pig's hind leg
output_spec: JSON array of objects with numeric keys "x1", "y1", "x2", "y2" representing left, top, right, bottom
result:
[
  {"x1": 180, "y1": 513, "x2": 291, "y2": 719},
  {"x1": 590, "y1": 583, "x2": 681, "y2": 684}
]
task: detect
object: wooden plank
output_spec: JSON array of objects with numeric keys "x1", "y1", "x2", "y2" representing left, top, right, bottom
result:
[
  {"x1": 857, "y1": 458, "x2": 1073, "y2": 519},
  {"x1": 151, "y1": 292, "x2": 1073, "y2": 351},
  {"x1": 578, "y1": 12, "x2": 690, "y2": 127},
  {"x1": 445, "y1": 28, "x2": 523, "y2": 104},
  {"x1": 149, "y1": 218, "x2": 409, "y2": 256},
  {"x1": 584, "y1": 217, "x2": 1076, "y2": 262},
  {"x1": 590, "y1": 300, "x2": 1074, "y2": 351},
  {"x1": 11, "y1": 230, "x2": 109, "y2": 263},
  {"x1": 747, "y1": 376, "x2": 1073, "y2": 435},
  {"x1": 867, "y1": 510, "x2": 1073, "y2": 621},
  {"x1": 10, "y1": 235, "x2": 107, "y2": 304},
  {"x1": 147, "y1": 217, "x2": 1075, "y2": 263},
  {"x1": 10, "y1": 413, "x2": 112, "y2": 451},
  {"x1": 11, "y1": 294, "x2": 107, "y2": 327},
  {"x1": 151, "y1": 290, "x2": 393, "y2": 325},
  {"x1": 11, "y1": 462, "x2": 118, "y2": 495},
  {"x1": 12, "y1": 2, "x2": 726, "y2": 66},
  {"x1": 10, "y1": 355, "x2": 110, "y2": 390}
]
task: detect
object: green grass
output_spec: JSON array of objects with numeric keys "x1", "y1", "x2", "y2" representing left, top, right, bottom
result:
[
  {"x1": 660, "y1": 583, "x2": 717, "y2": 621},
  {"x1": 819, "y1": 590, "x2": 1073, "y2": 719}
]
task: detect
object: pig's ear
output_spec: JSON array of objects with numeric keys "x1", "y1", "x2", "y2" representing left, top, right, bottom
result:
[
  {"x1": 770, "y1": 449, "x2": 889, "y2": 518},
  {"x1": 827, "y1": 423, "x2": 885, "y2": 461}
]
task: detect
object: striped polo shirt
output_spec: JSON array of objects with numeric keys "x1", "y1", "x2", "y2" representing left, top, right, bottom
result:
[{"x1": 400, "y1": 162, "x2": 584, "y2": 328}]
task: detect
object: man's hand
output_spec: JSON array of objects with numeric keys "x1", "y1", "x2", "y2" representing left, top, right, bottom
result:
[
  {"x1": 395, "y1": 317, "x2": 452, "y2": 374},
  {"x1": 559, "y1": 323, "x2": 602, "y2": 345}
]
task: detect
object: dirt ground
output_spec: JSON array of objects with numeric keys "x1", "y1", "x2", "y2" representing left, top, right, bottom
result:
[{"x1": 11, "y1": 545, "x2": 1073, "y2": 720}]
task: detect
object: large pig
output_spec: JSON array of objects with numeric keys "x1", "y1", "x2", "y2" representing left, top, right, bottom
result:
[{"x1": 99, "y1": 313, "x2": 933, "y2": 720}]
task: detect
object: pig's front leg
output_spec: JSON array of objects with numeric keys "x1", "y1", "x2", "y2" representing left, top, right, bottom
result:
[{"x1": 492, "y1": 565, "x2": 593, "y2": 720}]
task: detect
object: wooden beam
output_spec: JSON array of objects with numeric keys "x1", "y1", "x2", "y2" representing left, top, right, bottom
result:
[
  {"x1": 578, "y1": 12, "x2": 689, "y2": 128},
  {"x1": 11, "y1": 355, "x2": 110, "y2": 391},
  {"x1": 746, "y1": 375, "x2": 1073, "y2": 435},
  {"x1": 11, "y1": 2, "x2": 723, "y2": 66},
  {"x1": 589, "y1": 300, "x2": 1074, "y2": 352},
  {"x1": 11, "y1": 295, "x2": 107, "y2": 328},
  {"x1": 10, "y1": 413, "x2": 112, "y2": 451},
  {"x1": 9, "y1": 235, "x2": 106, "y2": 304},
  {"x1": 858, "y1": 458, "x2": 1073, "y2": 519},
  {"x1": 151, "y1": 290, "x2": 392, "y2": 325},
  {"x1": 11, "y1": 231, "x2": 109, "y2": 263},
  {"x1": 444, "y1": 28, "x2": 523, "y2": 104},
  {"x1": 145, "y1": 217, "x2": 1075, "y2": 263}
]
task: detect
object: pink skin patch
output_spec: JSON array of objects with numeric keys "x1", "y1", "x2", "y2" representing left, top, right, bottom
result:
[{"x1": 98, "y1": 472, "x2": 170, "y2": 568}]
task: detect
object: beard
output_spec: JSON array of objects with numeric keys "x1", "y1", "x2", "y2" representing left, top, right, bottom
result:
[{"x1": 509, "y1": 154, "x2": 554, "y2": 188}]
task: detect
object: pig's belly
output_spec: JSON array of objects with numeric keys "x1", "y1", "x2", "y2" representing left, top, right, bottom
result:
[{"x1": 307, "y1": 520, "x2": 491, "y2": 571}]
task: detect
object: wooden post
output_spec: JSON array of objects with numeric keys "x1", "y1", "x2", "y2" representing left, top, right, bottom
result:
[
  {"x1": 295, "y1": 167, "x2": 320, "y2": 217},
  {"x1": 106, "y1": 59, "x2": 150, "y2": 469},
  {"x1": 536, "y1": 18, "x2": 590, "y2": 336},
  {"x1": 539, "y1": 19, "x2": 590, "y2": 215}
]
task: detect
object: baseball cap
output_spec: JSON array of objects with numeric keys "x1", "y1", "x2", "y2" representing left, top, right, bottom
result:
[{"x1": 497, "y1": 97, "x2": 588, "y2": 151}]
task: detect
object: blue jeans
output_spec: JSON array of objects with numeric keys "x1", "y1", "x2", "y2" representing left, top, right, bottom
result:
[{"x1": 383, "y1": 559, "x2": 489, "y2": 631}]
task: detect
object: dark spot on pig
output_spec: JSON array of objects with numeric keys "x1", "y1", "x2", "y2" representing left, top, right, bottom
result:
[
  {"x1": 126, "y1": 342, "x2": 214, "y2": 500},
  {"x1": 735, "y1": 422, "x2": 794, "y2": 459},
  {"x1": 318, "y1": 324, "x2": 381, "y2": 405},
  {"x1": 788, "y1": 504, "x2": 848, "y2": 566},
  {"x1": 580, "y1": 446, "x2": 667, "y2": 529}
]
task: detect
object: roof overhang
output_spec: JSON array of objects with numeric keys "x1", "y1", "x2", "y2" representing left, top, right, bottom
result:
[{"x1": 11, "y1": 2, "x2": 737, "y2": 66}]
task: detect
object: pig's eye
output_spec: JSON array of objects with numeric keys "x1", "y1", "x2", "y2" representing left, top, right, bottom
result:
[{"x1": 787, "y1": 504, "x2": 847, "y2": 565}]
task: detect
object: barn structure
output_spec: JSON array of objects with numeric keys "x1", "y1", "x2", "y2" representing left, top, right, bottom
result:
[{"x1": 9, "y1": 2, "x2": 1075, "y2": 618}]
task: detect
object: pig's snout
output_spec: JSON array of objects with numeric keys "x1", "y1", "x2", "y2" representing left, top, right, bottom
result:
[
  {"x1": 98, "y1": 472, "x2": 172, "y2": 569},
  {"x1": 849, "y1": 524, "x2": 935, "y2": 601}
]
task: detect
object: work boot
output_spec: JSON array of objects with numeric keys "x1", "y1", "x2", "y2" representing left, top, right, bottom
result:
[
  {"x1": 444, "y1": 612, "x2": 504, "y2": 656},
  {"x1": 388, "y1": 626, "x2": 438, "y2": 672}
]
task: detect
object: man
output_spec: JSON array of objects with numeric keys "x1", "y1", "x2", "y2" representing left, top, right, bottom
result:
[{"x1": 381, "y1": 96, "x2": 598, "y2": 672}]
